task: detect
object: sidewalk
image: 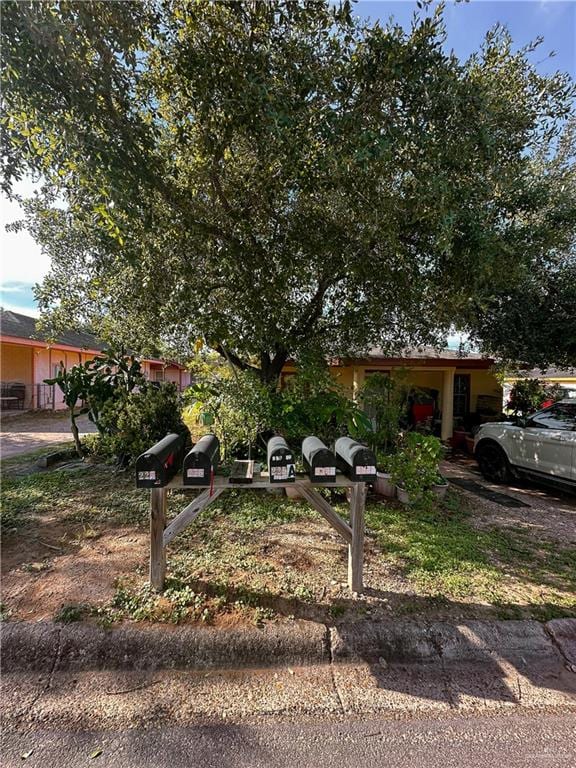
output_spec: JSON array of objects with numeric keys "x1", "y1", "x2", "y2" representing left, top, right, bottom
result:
[{"x1": 2, "y1": 618, "x2": 575, "y2": 728}]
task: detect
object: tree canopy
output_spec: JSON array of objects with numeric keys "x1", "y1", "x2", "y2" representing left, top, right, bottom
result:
[{"x1": 2, "y1": 0, "x2": 575, "y2": 379}]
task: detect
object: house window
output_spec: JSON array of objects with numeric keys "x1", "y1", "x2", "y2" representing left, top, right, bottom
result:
[{"x1": 453, "y1": 374, "x2": 470, "y2": 418}]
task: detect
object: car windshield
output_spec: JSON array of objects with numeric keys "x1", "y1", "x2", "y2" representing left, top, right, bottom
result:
[{"x1": 528, "y1": 403, "x2": 576, "y2": 431}]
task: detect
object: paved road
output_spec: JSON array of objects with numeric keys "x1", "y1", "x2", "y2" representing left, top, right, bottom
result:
[
  {"x1": 3, "y1": 713, "x2": 575, "y2": 767},
  {"x1": 0, "y1": 413, "x2": 96, "y2": 458}
]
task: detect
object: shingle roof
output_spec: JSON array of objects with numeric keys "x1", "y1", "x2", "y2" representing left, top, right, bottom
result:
[
  {"x1": 365, "y1": 346, "x2": 491, "y2": 361},
  {"x1": 520, "y1": 367, "x2": 576, "y2": 380},
  {"x1": 0, "y1": 309, "x2": 105, "y2": 351}
]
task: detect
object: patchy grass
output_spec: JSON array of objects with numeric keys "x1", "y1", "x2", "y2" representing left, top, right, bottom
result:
[
  {"x1": 1, "y1": 462, "x2": 574, "y2": 626},
  {"x1": 54, "y1": 603, "x2": 89, "y2": 624},
  {"x1": 92, "y1": 577, "x2": 275, "y2": 628},
  {"x1": 365, "y1": 491, "x2": 576, "y2": 618},
  {"x1": 1, "y1": 464, "x2": 148, "y2": 534},
  {"x1": 0, "y1": 441, "x2": 76, "y2": 475}
]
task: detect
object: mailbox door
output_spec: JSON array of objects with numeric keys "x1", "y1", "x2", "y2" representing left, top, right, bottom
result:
[
  {"x1": 183, "y1": 453, "x2": 211, "y2": 486},
  {"x1": 269, "y1": 449, "x2": 296, "y2": 483},
  {"x1": 352, "y1": 450, "x2": 377, "y2": 482},
  {"x1": 311, "y1": 449, "x2": 336, "y2": 483},
  {"x1": 136, "y1": 456, "x2": 165, "y2": 488}
]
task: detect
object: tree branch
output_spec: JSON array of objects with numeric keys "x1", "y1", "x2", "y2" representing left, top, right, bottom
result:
[
  {"x1": 290, "y1": 275, "x2": 342, "y2": 340},
  {"x1": 214, "y1": 344, "x2": 260, "y2": 375}
]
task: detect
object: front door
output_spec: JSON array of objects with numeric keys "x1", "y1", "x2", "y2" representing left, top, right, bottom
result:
[{"x1": 453, "y1": 374, "x2": 470, "y2": 420}]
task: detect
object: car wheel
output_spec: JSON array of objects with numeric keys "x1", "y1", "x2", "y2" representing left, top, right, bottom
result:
[{"x1": 475, "y1": 441, "x2": 512, "y2": 483}]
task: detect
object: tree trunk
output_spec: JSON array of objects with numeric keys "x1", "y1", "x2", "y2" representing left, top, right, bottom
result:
[
  {"x1": 259, "y1": 348, "x2": 289, "y2": 386},
  {"x1": 70, "y1": 410, "x2": 83, "y2": 457},
  {"x1": 218, "y1": 345, "x2": 289, "y2": 387}
]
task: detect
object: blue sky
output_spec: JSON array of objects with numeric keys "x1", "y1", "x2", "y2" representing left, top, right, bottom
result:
[{"x1": 1, "y1": 0, "x2": 574, "y2": 321}]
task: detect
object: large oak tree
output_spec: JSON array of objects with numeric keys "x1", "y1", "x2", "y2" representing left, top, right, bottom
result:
[{"x1": 2, "y1": 0, "x2": 575, "y2": 379}]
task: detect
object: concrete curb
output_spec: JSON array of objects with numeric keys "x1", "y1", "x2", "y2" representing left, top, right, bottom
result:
[
  {"x1": 331, "y1": 619, "x2": 573, "y2": 668},
  {"x1": 546, "y1": 618, "x2": 576, "y2": 667},
  {"x1": 0, "y1": 620, "x2": 330, "y2": 672},
  {"x1": 1, "y1": 618, "x2": 575, "y2": 673}
]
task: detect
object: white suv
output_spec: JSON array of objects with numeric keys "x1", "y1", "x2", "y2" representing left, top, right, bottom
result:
[{"x1": 474, "y1": 400, "x2": 576, "y2": 490}]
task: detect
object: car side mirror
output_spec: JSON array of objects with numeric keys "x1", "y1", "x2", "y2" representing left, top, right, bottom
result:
[{"x1": 517, "y1": 416, "x2": 528, "y2": 428}]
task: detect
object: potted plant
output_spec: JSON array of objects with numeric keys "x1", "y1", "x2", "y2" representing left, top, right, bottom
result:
[
  {"x1": 387, "y1": 433, "x2": 444, "y2": 504},
  {"x1": 431, "y1": 473, "x2": 449, "y2": 499},
  {"x1": 386, "y1": 451, "x2": 423, "y2": 504},
  {"x1": 373, "y1": 451, "x2": 396, "y2": 498}
]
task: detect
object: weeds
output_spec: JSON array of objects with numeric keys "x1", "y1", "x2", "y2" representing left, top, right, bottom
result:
[
  {"x1": 98, "y1": 576, "x2": 279, "y2": 626},
  {"x1": 54, "y1": 603, "x2": 88, "y2": 623}
]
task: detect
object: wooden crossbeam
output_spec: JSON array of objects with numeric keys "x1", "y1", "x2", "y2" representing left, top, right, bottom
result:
[
  {"x1": 163, "y1": 488, "x2": 224, "y2": 546},
  {"x1": 149, "y1": 474, "x2": 366, "y2": 595},
  {"x1": 297, "y1": 484, "x2": 353, "y2": 544}
]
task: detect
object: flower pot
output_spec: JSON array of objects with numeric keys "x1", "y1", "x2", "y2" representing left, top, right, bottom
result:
[
  {"x1": 285, "y1": 485, "x2": 303, "y2": 500},
  {"x1": 432, "y1": 480, "x2": 449, "y2": 500},
  {"x1": 465, "y1": 436, "x2": 475, "y2": 455},
  {"x1": 396, "y1": 486, "x2": 411, "y2": 505},
  {"x1": 451, "y1": 430, "x2": 467, "y2": 449},
  {"x1": 374, "y1": 472, "x2": 396, "y2": 498}
]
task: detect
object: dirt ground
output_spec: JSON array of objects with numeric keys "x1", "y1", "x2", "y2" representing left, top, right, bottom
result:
[
  {"x1": 441, "y1": 458, "x2": 576, "y2": 545},
  {"x1": 2, "y1": 524, "x2": 147, "y2": 623},
  {"x1": 2, "y1": 451, "x2": 575, "y2": 628},
  {"x1": 0, "y1": 411, "x2": 97, "y2": 459}
]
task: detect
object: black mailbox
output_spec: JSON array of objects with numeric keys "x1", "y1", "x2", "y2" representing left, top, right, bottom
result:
[
  {"x1": 302, "y1": 436, "x2": 337, "y2": 483},
  {"x1": 335, "y1": 437, "x2": 377, "y2": 482},
  {"x1": 136, "y1": 433, "x2": 184, "y2": 488},
  {"x1": 183, "y1": 434, "x2": 220, "y2": 486},
  {"x1": 267, "y1": 436, "x2": 295, "y2": 483}
]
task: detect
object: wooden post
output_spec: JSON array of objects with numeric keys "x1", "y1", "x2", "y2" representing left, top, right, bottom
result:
[
  {"x1": 150, "y1": 487, "x2": 167, "y2": 590},
  {"x1": 348, "y1": 483, "x2": 365, "y2": 593}
]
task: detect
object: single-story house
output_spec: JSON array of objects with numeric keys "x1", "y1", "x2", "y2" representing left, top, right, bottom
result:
[
  {"x1": 282, "y1": 347, "x2": 503, "y2": 442},
  {"x1": 0, "y1": 309, "x2": 191, "y2": 411},
  {"x1": 503, "y1": 367, "x2": 576, "y2": 408}
]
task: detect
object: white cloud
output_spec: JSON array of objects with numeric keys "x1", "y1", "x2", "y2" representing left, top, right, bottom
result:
[{"x1": 0, "y1": 179, "x2": 51, "y2": 285}]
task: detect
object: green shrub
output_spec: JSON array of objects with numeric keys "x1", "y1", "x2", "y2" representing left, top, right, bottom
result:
[
  {"x1": 185, "y1": 361, "x2": 370, "y2": 459},
  {"x1": 96, "y1": 383, "x2": 189, "y2": 464},
  {"x1": 358, "y1": 370, "x2": 410, "y2": 454},
  {"x1": 507, "y1": 378, "x2": 563, "y2": 416},
  {"x1": 184, "y1": 371, "x2": 273, "y2": 458},
  {"x1": 385, "y1": 432, "x2": 444, "y2": 502}
]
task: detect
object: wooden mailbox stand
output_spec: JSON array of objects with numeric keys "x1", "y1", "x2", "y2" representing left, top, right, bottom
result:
[{"x1": 148, "y1": 472, "x2": 367, "y2": 595}]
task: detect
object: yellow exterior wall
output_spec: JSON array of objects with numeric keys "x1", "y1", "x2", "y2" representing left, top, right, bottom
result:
[
  {"x1": 329, "y1": 365, "x2": 354, "y2": 396},
  {"x1": 0, "y1": 343, "x2": 34, "y2": 407},
  {"x1": 504, "y1": 376, "x2": 576, "y2": 389},
  {"x1": 284, "y1": 360, "x2": 502, "y2": 435},
  {"x1": 463, "y1": 369, "x2": 502, "y2": 411},
  {"x1": 1, "y1": 343, "x2": 33, "y2": 384},
  {"x1": 285, "y1": 362, "x2": 501, "y2": 401}
]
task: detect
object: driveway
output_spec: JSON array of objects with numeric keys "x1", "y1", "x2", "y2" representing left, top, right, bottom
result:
[
  {"x1": 442, "y1": 457, "x2": 576, "y2": 545},
  {"x1": 0, "y1": 412, "x2": 97, "y2": 459}
]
